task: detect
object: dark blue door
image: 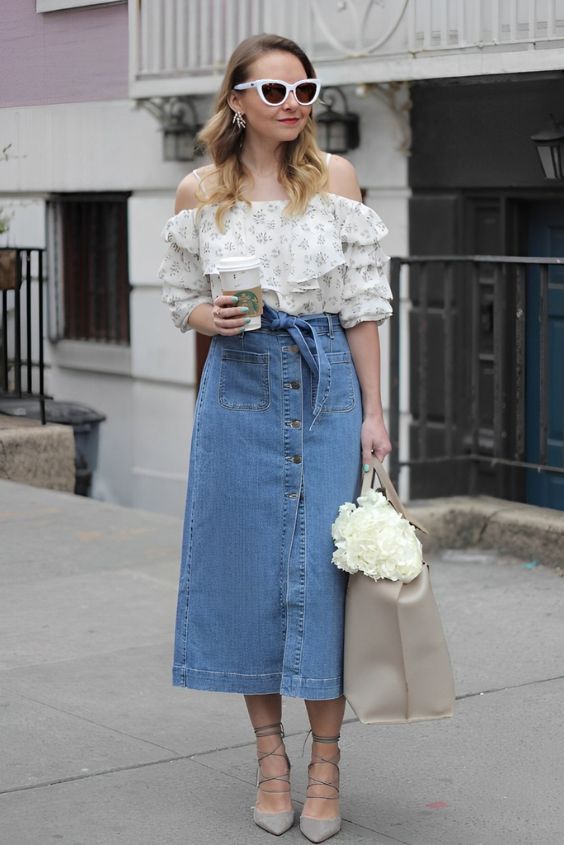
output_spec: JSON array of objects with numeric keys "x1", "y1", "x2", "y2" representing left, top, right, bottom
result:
[{"x1": 526, "y1": 203, "x2": 564, "y2": 509}]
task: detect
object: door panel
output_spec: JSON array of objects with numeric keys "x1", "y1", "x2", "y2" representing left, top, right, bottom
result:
[{"x1": 526, "y1": 203, "x2": 564, "y2": 510}]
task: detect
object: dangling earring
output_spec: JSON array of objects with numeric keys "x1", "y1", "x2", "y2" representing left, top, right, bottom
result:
[{"x1": 232, "y1": 110, "x2": 246, "y2": 131}]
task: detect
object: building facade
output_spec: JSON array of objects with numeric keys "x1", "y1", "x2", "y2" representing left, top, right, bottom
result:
[{"x1": 1, "y1": 1, "x2": 563, "y2": 514}]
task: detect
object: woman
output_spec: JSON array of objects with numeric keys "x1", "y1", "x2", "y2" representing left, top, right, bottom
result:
[{"x1": 159, "y1": 33, "x2": 392, "y2": 842}]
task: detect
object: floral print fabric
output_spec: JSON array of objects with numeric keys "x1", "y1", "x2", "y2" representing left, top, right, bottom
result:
[{"x1": 159, "y1": 192, "x2": 393, "y2": 331}]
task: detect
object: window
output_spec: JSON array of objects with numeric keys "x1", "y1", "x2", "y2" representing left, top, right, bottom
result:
[
  {"x1": 37, "y1": 1, "x2": 125, "y2": 12},
  {"x1": 48, "y1": 194, "x2": 130, "y2": 344}
]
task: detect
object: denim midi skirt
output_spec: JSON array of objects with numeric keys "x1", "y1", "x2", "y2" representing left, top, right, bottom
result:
[{"x1": 172, "y1": 305, "x2": 363, "y2": 699}]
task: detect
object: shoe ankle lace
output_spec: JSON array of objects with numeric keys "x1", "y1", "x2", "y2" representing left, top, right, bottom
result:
[
  {"x1": 253, "y1": 721, "x2": 291, "y2": 794},
  {"x1": 303, "y1": 731, "x2": 340, "y2": 801}
]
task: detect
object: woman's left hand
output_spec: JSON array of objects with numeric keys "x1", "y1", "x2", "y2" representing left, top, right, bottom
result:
[{"x1": 361, "y1": 415, "x2": 392, "y2": 467}]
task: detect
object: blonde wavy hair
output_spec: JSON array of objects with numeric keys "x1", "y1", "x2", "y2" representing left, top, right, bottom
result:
[{"x1": 196, "y1": 34, "x2": 328, "y2": 229}]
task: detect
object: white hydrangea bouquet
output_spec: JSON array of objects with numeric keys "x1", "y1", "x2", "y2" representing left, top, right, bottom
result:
[{"x1": 331, "y1": 462, "x2": 425, "y2": 583}]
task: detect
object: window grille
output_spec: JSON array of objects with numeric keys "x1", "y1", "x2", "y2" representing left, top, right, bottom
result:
[{"x1": 48, "y1": 194, "x2": 130, "y2": 344}]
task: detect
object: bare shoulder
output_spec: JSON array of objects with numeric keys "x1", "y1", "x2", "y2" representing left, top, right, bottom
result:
[
  {"x1": 326, "y1": 154, "x2": 362, "y2": 202},
  {"x1": 174, "y1": 164, "x2": 218, "y2": 213},
  {"x1": 175, "y1": 172, "x2": 199, "y2": 213}
]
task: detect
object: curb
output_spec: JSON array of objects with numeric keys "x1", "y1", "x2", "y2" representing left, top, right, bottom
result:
[{"x1": 407, "y1": 495, "x2": 564, "y2": 569}]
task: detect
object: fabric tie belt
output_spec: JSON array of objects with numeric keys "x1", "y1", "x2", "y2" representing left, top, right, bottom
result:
[{"x1": 260, "y1": 303, "x2": 333, "y2": 430}]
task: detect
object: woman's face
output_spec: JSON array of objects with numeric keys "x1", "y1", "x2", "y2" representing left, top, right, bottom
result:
[{"x1": 229, "y1": 50, "x2": 313, "y2": 145}]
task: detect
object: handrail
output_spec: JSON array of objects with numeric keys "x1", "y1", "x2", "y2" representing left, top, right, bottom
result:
[
  {"x1": 0, "y1": 247, "x2": 48, "y2": 424},
  {"x1": 399, "y1": 255, "x2": 564, "y2": 264}
]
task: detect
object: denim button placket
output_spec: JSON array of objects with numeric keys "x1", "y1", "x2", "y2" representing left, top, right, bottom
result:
[
  {"x1": 257, "y1": 307, "x2": 342, "y2": 683},
  {"x1": 278, "y1": 328, "x2": 306, "y2": 681}
]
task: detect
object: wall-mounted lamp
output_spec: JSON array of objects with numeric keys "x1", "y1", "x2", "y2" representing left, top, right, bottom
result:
[
  {"x1": 531, "y1": 115, "x2": 564, "y2": 180},
  {"x1": 316, "y1": 87, "x2": 360, "y2": 155},
  {"x1": 140, "y1": 97, "x2": 203, "y2": 162}
]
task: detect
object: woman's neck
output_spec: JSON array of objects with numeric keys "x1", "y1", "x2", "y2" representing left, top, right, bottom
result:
[
  {"x1": 241, "y1": 134, "x2": 283, "y2": 178},
  {"x1": 238, "y1": 135, "x2": 289, "y2": 200}
]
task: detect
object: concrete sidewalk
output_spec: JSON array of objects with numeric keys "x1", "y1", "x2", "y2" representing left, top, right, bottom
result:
[{"x1": 1, "y1": 479, "x2": 563, "y2": 845}]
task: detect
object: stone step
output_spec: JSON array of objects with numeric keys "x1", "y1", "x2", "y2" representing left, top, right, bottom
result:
[{"x1": 0, "y1": 414, "x2": 75, "y2": 492}]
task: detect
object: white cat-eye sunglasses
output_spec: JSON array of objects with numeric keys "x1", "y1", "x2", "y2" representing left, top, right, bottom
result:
[{"x1": 232, "y1": 78, "x2": 321, "y2": 107}]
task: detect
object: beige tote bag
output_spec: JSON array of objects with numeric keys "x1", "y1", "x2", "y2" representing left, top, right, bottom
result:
[{"x1": 343, "y1": 458, "x2": 455, "y2": 724}]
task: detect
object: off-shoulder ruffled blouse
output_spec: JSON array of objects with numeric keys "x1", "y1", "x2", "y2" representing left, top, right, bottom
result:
[{"x1": 159, "y1": 192, "x2": 393, "y2": 331}]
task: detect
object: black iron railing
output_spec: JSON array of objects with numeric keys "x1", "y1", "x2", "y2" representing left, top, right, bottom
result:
[
  {"x1": 0, "y1": 248, "x2": 48, "y2": 423},
  {"x1": 388, "y1": 255, "x2": 564, "y2": 500}
]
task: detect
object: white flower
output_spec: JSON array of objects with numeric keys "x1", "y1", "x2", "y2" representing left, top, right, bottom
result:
[{"x1": 331, "y1": 488, "x2": 423, "y2": 583}]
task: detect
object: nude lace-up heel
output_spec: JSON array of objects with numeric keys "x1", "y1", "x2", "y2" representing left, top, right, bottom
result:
[
  {"x1": 300, "y1": 732, "x2": 341, "y2": 843},
  {"x1": 253, "y1": 721, "x2": 295, "y2": 836}
]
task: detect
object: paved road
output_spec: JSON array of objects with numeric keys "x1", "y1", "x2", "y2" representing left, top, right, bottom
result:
[{"x1": 1, "y1": 479, "x2": 563, "y2": 845}]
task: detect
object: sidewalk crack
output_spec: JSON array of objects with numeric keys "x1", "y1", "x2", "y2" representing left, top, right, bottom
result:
[
  {"x1": 0, "y1": 756, "x2": 184, "y2": 796},
  {"x1": 1, "y1": 689, "x2": 181, "y2": 756},
  {"x1": 454, "y1": 672, "x2": 564, "y2": 702}
]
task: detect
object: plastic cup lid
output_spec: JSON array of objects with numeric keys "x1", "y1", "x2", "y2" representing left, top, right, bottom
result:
[{"x1": 216, "y1": 256, "x2": 260, "y2": 272}]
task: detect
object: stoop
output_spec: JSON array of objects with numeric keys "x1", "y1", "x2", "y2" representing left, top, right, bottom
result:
[
  {"x1": 409, "y1": 495, "x2": 564, "y2": 569},
  {"x1": 0, "y1": 414, "x2": 75, "y2": 493}
]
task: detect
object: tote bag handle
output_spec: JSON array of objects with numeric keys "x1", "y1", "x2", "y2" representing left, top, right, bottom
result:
[{"x1": 360, "y1": 457, "x2": 428, "y2": 535}]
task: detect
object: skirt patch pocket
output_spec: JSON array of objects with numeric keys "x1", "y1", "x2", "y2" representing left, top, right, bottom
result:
[
  {"x1": 312, "y1": 351, "x2": 355, "y2": 413},
  {"x1": 219, "y1": 349, "x2": 270, "y2": 411}
]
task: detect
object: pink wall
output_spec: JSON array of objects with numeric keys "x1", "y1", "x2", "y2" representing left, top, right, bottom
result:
[{"x1": 1, "y1": 1, "x2": 128, "y2": 108}]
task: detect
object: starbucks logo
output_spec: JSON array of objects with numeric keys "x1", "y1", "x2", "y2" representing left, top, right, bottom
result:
[{"x1": 237, "y1": 289, "x2": 260, "y2": 315}]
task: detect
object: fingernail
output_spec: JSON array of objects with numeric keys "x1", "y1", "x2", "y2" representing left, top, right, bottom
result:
[
  {"x1": 363, "y1": 464, "x2": 370, "y2": 473},
  {"x1": 240, "y1": 306, "x2": 249, "y2": 313},
  {"x1": 231, "y1": 296, "x2": 239, "y2": 303},
  {"x1": 244, "y1": 317, "x2": 251, "y2": 323},
  {"x1": 239, "y1": 327, "x2": 246, "y2": 333}
]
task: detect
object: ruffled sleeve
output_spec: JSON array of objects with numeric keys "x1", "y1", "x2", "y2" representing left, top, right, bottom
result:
[
  {"x1": 334, "y1": 197, "x2": 393, "y2": 330},
  {"x1": 158, "y1": 210, "x2": 211, "y2": 332}
]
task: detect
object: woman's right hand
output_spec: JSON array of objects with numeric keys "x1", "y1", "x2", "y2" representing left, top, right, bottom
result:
[{"x1": 211, "y1": 295, "x2": 251, "y2": 336}]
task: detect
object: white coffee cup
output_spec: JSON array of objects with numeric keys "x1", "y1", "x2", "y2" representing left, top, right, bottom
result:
[{"x1": 216, "y1": 256, "x2": 263, "y2": 331}]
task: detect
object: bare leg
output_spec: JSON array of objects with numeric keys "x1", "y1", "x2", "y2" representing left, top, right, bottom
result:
[
  {"x1": 244, "y1": 694, "x2": 293, "y2": 814},
  {"x1": 303, "y1": 696, "x2": 345, "y2": 820}
]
